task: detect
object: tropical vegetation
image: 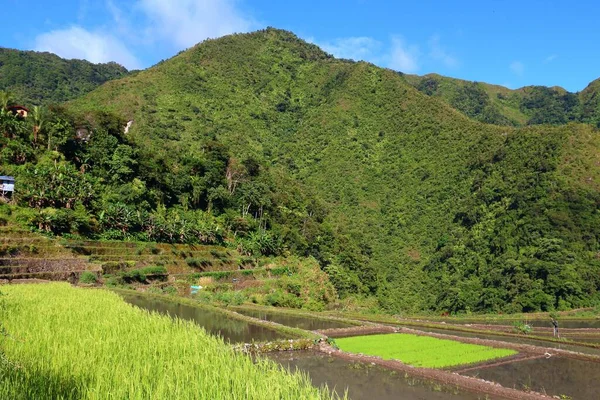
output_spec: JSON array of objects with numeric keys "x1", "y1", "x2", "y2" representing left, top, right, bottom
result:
[
  {"x1": 0, "y1": 47, "x2": 128, "y2": 106},
  {"x1": 2, "y1": 28, "x2": 600, "y2": 314},
  {"x1": 405, "y1": 73, "x2": 600, "y2": 127}
]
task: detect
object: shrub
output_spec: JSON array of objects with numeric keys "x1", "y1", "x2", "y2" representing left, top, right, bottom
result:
[
  {"x1": 210, "y1": 249, "x2": 228, "y2": 260},
  {"x1": 512, "y1": 321, "x2": 532, "y2": 334},
  {"x1": 79, "y1": 271, "x2": 97, "y2": 284},
  {"x1": 186, "y1": 257, "x2": 212, "y2": 269},
  {"x1": 163, "y1": 286, "x2": 177, "y2": 295}
]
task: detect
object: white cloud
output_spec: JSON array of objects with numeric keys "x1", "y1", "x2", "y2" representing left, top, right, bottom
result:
[
  {"x1": 388, "y1": 36, "x2": 420, "y2": 73},
  {"x1": 318, "y1": 37, "x2": 382, "y2": 62},
  {"x1": 509, "y1": 61, "x2": 524, "y2": 76},
  {"x1": 136, "y1": 0, "x2": 253, "y2": 49},
  {"x1": 544, "y1": 54, "x2": 558, "y2": 63},
  {"x1": 34, "y1": 26, "x2": 141, "y2": 69},
  {"x1": 428, "y1": 35, "x2": 458, "y2": 68}
]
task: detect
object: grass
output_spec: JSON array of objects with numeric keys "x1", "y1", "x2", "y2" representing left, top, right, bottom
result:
[
  {"x1": 335, "y1": 333, "x2": 517, "y2": 368},
  {"x1": 0, "y1": 283, "x2": 335, "y2": 399}
]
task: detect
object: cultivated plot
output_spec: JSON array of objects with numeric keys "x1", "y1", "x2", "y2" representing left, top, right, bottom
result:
[{"x1": 335, "y1": 333, "x2": 517, "y2": 368}]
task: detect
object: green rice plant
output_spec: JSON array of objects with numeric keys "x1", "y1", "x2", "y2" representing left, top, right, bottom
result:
[
  {"x1": 335, "y1": 333, "x2": 517, "y2": 368},
  {"x1": 0, "y1": 283, "x2": 337, "y2": 399}
]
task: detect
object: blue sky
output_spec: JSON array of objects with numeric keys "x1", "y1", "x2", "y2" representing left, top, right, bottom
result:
[{"x1": 1, "y1": 0, "x2": 598, "y2": 92}]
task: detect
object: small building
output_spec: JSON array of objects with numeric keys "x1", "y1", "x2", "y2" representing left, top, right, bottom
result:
[
  {"x1": 7, "y1": 105, "x2": 29, "y2": 118},
  {"x1": 75, "y1": 126, "x2": 91, "y2": 142},
  {"x1": 0, "y1": 176, "x2": 14, "y2": 195}
]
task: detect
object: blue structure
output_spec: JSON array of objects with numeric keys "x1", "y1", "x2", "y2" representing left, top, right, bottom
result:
[
  {"x1": 0, "y1": 176, "x2": 14, "y2": 195},
  {"x1": 190, "y1": 285, "x2": 203, "y2": 295}
]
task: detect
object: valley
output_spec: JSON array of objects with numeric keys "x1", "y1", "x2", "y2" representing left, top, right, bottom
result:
[{"x1": 1, "y1": 26, "x2": 600, "y2": 399}]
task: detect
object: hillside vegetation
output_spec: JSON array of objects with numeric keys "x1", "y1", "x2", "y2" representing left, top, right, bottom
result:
[
  {"x1": 0, "y1": 47, "x2": 128, "y2": 106},
  {"x1": 3, "y1": 28, "x2": 600, "y2": 314},
  {"x1": 405, "y1": 74, "x2": 600, "y2": 127}
]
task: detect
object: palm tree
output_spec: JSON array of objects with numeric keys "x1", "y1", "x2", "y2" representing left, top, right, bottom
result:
[
  {"x1": 32, "y1": 106, "x2": 44, "y2": 144},
  {"x1": 0, "y1": 91, "x2": 14, "y2": 115}
]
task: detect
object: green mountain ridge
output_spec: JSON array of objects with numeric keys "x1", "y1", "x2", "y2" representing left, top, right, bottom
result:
[
  {"x1": 3, "y1": 28, "x2": 600, "y2": 313},
  {"x1": 0, "y1": 47, "x2": 129, "y2": 106},
  {"x1": 404, "y1": 73, "x2": 600, "y2": 127}
]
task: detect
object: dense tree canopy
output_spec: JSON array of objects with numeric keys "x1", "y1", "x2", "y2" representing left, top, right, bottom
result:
[
  {"x1": 408, "y1": 74, "x2": 600, "y2": 128},
  {"x1": 0, "y1": 47, "x2": 128, "y2": 106},
  {"x1": 3, "y1": 28, "x2": 600, "y2": 314}
]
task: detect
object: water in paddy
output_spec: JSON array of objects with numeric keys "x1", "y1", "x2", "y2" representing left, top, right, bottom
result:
[
  {"x1": 409, "y1": 326, "x2": 600, "y2": 356},
  {"x1": 424, "y1": 319, "x2": 600, "y2": 329},
  {"x1": 266, "y1": 351, "x2": 499, "y2": 400},
  {"x1": 462, "y1": 356, "x2": 600, "y2": 399},
  {"x1": 121, "y1": 294, "x2": 287, "y2": 343},
  {"x1": 236, "y1": 309, "x2": 354, "y2": 330}
]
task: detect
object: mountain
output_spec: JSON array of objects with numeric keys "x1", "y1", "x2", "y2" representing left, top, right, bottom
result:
[
  {"x1": 405, "y1": 73, "x2": 600, "y2": 127},
  {"x1": 0, "y1": 47, "x2": 129, "y2": 106},
  {"x1": 8, "y1": 28, "x2": 600, "y2": 313}
]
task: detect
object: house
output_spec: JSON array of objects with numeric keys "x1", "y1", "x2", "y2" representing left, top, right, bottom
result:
[
  {"x1": 7, "y1": 105, "x2": 29, "y2": 118},
  {"x1": 0, "y1": 176, "x2": 14, "y2": 195},
  {"x1": 75, "y1": 126, "x2": 91, "y2": 142}
]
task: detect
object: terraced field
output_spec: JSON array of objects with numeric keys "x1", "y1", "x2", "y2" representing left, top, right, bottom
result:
[
  {"x1": 0, "y1": 224, "x2": 288, "y2": 293},
  {"x1": 0, "y1": 226, "x2": 100, "y2": 282},
  {"x1": 335, "y1": 333, "x2": 517, "y2": 368}
]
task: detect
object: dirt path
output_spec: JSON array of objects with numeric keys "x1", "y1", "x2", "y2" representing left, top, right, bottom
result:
[{"x1": 452, "y1": 354, "x2": 546, "y2": 374}]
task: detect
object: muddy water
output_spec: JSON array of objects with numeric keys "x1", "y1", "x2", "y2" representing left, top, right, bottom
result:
[
  {"x1": 236, "y1": 309, "x2": 354, "y2": 330},
  {"x1": 410, "y1": 326, "x2": 600, "y2": 356},
  {"x1": 424, "y1": 319, "x2": 600, "y2": 329},
  {"x1": 267, "y1": 351, "x2": 499, "y2": 400},
  {"x1": 462, "y1": 356, "x2": 600, "y2": 399},
  {"x1": 121, "y1": 294, "x2": 287, "y2": 343}
]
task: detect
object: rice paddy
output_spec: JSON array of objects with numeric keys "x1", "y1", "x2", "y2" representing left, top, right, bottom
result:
[
  {"x1": 0, "y1": 283, "x2": 335, "y2": 399},
  {"x1": 335, "y1": 333, "x2": 517, "y2": 368}
]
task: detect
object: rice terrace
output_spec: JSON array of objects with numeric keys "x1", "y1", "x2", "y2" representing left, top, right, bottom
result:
[{"x1": 2, "y1": 2, "x2": 600, "y2": 399}]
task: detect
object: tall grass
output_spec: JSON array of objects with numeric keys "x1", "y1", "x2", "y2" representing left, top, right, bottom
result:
[
  {"x1": 335, "y1": 333, "x2": 517, "y2": 368},
  {"x1": 0, "y1": 283, "x2": 334, "y2": 399}
]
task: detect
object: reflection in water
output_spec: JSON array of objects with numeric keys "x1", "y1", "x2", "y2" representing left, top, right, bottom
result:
[
  {"x1": 267, "y1": 351, "x2": 500, "y2": 400},
  {"x1": 237, "y1": 309, "x2": 353, "y2": 330},
  {"x1": 121, "y1": 294, "x2": 287, "y2": 343},
  {"x1": 429, "y1": 319, "x2": 600, "y2": 329},
  {"x1": 463, "y1": 356, "x2": 600, "y2": 400}
]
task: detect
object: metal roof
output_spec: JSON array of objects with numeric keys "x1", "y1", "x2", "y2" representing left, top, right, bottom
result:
[{"x1": 0, "y1": 176, "x2": 15, "y2": 181}]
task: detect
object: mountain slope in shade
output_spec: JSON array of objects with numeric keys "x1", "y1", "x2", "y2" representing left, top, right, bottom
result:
[
  {"x1": 0, "y1": 47, "x2": 129, "y2": 106},
  {"x1": 405, "y1": 73, "x2": 599, "y2": 127}
]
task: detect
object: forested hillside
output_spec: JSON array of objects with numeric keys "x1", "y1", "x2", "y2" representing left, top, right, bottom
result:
[
  {"x1": 405, "y1": 74, "x2": 600, "y2": 127},
  {"x1": 0, "y1": 48, "x2": 128, "y2": 106},
  {"x1": 3, "y1": 28, "x2": 600, "y2": 313}
]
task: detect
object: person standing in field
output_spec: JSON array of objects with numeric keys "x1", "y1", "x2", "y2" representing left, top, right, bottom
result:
[{"x1": 551, "y1": 317, "x2": 559, "y2": 338}]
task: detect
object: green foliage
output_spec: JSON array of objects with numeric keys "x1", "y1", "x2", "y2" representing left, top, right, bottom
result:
[
  {"x1": 408, "y1": 74, "x2": 600, "y2": 127},
  {"x1": 121, "y1": 266, "x2": 167, "y2": 283},
  {"x1": 185, "y1": 257, "x2": 212, "y2": 269},
  {"x1": 67, "y1": 30, "x2": 600, "y2": 312},
  {"x1": 0, "y1": 48, "x2": 128, "y2": 106},
  {"x1": 3, "y1": 28, "x2": 600, "y2": 314},
  {"x1": 78, "y1": 271, "x2": 97, "y2": 284},
  {"x1": 511, "y1": 321, "x2": 533, "y2": 335}
]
